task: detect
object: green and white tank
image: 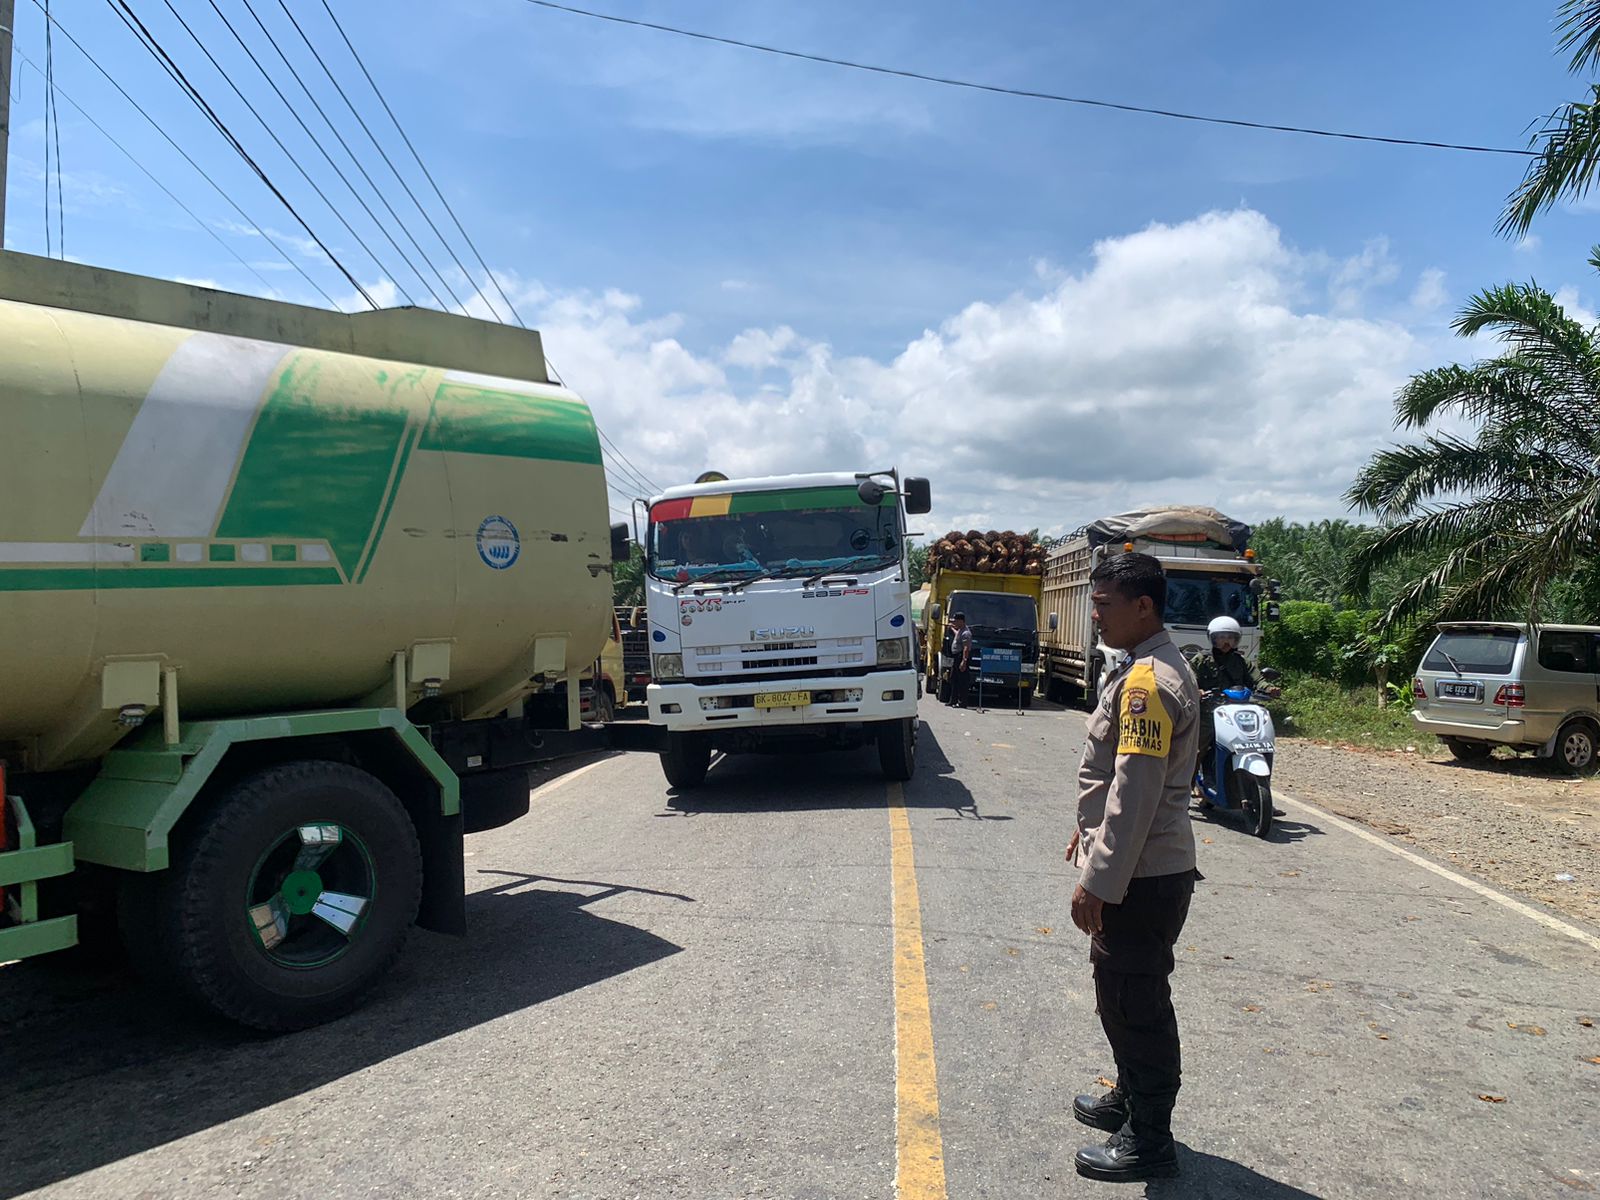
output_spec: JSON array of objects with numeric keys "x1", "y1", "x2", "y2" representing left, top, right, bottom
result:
[{"x1": 0, "y1": 255, "x2": 613, "y2": 768}]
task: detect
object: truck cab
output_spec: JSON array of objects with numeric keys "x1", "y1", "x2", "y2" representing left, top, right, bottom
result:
[
  {"x1": 643, "y1": 471, "x2": 931, "y2": 786},
  {"x1": 931, "y1": 587, "x2": 1042, "y2": 707}
]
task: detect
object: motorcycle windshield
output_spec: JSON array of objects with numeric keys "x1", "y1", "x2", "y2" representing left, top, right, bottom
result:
[{"x1": 1223, "y1": 686, "x2": 1252, "y2": 701}]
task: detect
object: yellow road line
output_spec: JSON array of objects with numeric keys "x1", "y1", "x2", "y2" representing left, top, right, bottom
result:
[{"x1": 888, "y1": 781, "x2": 949, "y2": 1200}]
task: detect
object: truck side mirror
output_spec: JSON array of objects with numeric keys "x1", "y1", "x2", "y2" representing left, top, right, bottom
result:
[
  {"x1": 857, "y1": 478, "x2": 890, "y2": 507},
  {"x1": 903, "y1": 477, "x2": 932, "y2": 515},
  {"x1": 611, "y1": 523, "x2": 631, "y2": 563},
  {"x1": 929, "y1": 603, "x2": 943, "y2": 623},
  {"x1": 1250, "y1": 577, "x2": 1265, "y2": 595},
  {"x1": 1048, "y1": 612, "x2": 1060, "y2": 632},
  {"x1": 1268, "y1": 579, "x2": 1282, "y2": 600},
  {"x1": 1266, "y1": 602, "x2": 1281, "y2": 621}
]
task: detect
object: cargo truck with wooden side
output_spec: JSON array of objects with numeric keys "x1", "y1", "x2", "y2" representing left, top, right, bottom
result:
[
  {"x1": 920, "y1": 531, "x2": 1045, "y2": 708},
  {"x1": 0, "y1": 253, "x2": 637, "y2": 1031},
  {"x1": 1040, "y1": 507, "x2": 1278, "y2": 707}
]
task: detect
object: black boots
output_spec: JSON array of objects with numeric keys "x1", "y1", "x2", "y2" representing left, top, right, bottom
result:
[
  {"x1": 1072, "y1": 1085, "x2": 1129, "y2": 1133},
  {"x1": 1074, "y1": 1128, "x2": 1180, "y2": 1181},
  {"x1": 1073, "y1": 1082, "x2": 1180, "y2": 1181}
]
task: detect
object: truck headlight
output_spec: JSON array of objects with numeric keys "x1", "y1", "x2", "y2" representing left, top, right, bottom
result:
[
  {"x1": 652, "y1": 653, "x2": 684, "y2": 679},
  {"x1": 876, "y1": 637, "x2": 910, "y2": 665}
]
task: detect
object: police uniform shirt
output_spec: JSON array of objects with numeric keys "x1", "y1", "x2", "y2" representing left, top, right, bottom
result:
[{"x1": 1073, "y1": 630, "x2": 1200, "y2": 904}]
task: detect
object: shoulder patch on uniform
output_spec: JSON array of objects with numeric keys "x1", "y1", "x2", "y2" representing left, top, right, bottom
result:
[{"x1": 1118, "y1": 662, "x2": 1172, "y2": 758}]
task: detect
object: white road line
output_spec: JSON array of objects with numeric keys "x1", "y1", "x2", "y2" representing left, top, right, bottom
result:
[
  {"x1": 1276, "y1": 789, "x2": 1600, "y2": 954},
  {"x1": 528, "y1": 756, "x2": 619, "y2": 802}
]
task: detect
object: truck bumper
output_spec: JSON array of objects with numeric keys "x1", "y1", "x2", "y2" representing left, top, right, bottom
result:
[{"x1": 648, "y1": 671, "x2": 920, "y2": 732}]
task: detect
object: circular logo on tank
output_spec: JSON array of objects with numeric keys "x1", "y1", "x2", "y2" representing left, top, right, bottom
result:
[{"x1": 477, "y1": 515, "x2": 521, "y2": 570}]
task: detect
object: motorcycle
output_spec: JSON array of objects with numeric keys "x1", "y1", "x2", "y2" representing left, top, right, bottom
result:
[{"x1": 1193, "y1": 674, "x2": 1279, "y2": 838}]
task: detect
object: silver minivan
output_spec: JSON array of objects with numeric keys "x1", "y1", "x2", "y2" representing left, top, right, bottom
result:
[{"x1": 1411, "y1": 621, "x2": 1600, "y2": 774}]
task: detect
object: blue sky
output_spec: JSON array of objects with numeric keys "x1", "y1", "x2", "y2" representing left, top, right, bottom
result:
[{"x1": 2, "y1": 1, "x2": 1592, "y2": 531}]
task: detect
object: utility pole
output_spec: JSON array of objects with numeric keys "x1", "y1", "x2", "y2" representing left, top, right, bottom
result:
[{"x1": 0, "y1": 0, "x2": 13, "y2": 248}]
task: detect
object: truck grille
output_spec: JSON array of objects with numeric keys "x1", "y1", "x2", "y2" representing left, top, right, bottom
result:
[{"x1": 693, "y1": 637, "x2": 868, "y2": 676}]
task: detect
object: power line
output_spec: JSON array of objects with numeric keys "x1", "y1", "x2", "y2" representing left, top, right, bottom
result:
[
  {"x1": 195, "y1": 0, "x2": 438, "y2": 307},
  {"x1": 129, "y1": 0, "x2": 395, "y2": 306},
  {"x1": 520, "y1": 0, "x2": 1540, "y2": 159},
  {"x1": 267, "y1": 0, "x2": 473, "y2": 313},
  {"x1": 100, "y1": 0, "x2": 373, "y2": 305},
  {"x1": 13, "y1": 47, "x2": 283, "y2": 296},
  {"x1": 31, "y1": 2, "x2": 340, "y2": 305},
  {"x1": 43, "y1": 0, "x2": 63, "y2": 256},
  {"x1": 315, "y1": 0, "x2": 529, "y2": 323}
]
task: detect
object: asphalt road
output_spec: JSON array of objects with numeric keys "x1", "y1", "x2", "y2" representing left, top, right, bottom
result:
[{"x1": 4, "y1": 697, "x2": 1599, "y2": 1199}]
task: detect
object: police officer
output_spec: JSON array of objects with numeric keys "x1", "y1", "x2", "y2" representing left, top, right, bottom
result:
[
  {"x1": 945, "y1": 612, "x2": 974, "y2": 708},
  {"x1": 1189, "y1": 616, "x2": 1279, "y2": 787},
  {"x1": 1065, "y1": 552, "x2": 1200, "y2": 1182}
]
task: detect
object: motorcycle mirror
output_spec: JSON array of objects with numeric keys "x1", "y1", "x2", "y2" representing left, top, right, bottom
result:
[{"x1": 1260, "y1": 666, "x2": 1281, "y2": 682}]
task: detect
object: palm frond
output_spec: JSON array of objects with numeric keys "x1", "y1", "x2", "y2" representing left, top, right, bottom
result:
[
  {"x1": 1558, "y1": 0, "x2": 1600, "y2": 73},
  {"x1": 1501, "y1": 86, "x2": 1600, "y2": 238}
]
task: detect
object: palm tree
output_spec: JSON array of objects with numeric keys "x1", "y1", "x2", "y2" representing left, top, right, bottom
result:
[
  {"x1": 1503, "y1": 1, "x2": 1600, "y2": 236},
  {"x1": 1347, "y1": 281, "x2": 1600, "y2": 628}
]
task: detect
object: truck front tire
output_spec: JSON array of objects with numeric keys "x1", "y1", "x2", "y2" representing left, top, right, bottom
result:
[
  {"x1": 661, "y1": 731, "x2": 712, "y2": 789},
  {"x1": 138, "y1": 761, "x2": 423, "y2": 1032},
  {"x1": 878, "y1": 717, "x2": 917, "y2": 782}
]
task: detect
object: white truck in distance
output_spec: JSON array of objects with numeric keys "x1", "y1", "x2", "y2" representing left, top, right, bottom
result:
[
  {"x1": 644, "y1": 471, "x2": 932, "y2": 787},
  {"x1": 1041, "y1": 506, "x2": 1277, "y2": 707}
]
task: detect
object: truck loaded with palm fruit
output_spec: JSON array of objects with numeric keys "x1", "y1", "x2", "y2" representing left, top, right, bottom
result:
[
  {"x1": 0, "y1": 252, "x2": 638, "y2": 1030},
  {"x1": 920, "y1": 530, "x2": 1046, "y2": 707}
]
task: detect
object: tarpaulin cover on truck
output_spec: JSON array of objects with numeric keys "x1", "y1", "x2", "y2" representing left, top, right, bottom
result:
[{"x1": 1084, "y1": 506, "x2": 1250, "y2": 552}]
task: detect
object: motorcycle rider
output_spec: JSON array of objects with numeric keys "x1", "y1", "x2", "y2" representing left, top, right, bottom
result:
[{"x1": 1189, "y1": 616, "x2": 1279, "y2": 790}]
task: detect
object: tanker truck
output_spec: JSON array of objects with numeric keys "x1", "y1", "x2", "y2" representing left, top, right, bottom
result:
[
  {"x1": 0, "y1": 253, "x2": 636, "y2": 1030},
  {"x1": 1040, "y1": 507, "x2": 1280, "y2": 707}
]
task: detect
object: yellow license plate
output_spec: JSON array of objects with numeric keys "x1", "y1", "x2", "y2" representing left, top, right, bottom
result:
[{"x1": 754, "y1": 690, "x2": 812, "y2": 709}]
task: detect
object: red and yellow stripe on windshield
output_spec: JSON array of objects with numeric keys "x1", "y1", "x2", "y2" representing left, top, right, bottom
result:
[{"x1": 651, "y1": 485, "x2": 883, "y2": 522}]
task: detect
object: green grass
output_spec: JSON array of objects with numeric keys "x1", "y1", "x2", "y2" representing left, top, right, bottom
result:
[{"x1": 1269, "y1": 675, "x2": 1435, "y2": 751}]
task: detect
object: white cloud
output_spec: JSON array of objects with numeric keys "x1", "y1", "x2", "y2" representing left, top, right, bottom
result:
[
  {"x1": 1410, "y1": 267, "x2": 1449, "y2": 313},
  {"x1": 724, "y1": 325, "x2": 802, "y2": 370},
  {"x1": 1514, "y1": 234, "x2": 1541, "y2": 253},
  {"x1": 1328, "y1": 236, "x2": 1400, "y2": 313},
  {"x1": 1554, "y1": 285, "x2": 1598, "y2": 329},
  {"x1": 345, "y1": 209, "x2": 1437, "y2": 534}
]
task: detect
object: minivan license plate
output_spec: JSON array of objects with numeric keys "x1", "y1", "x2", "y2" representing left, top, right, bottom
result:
[{"x1": 1436, "y1": 680, "x2": 1481, "y2": 701}]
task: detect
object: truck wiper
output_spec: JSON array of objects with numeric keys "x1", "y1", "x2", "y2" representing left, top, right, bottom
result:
[
  {"x1": 803, "y1": 556, "x2": 893, "y2": 587},
  {"x1": 1440, "y1": 649, "x2": 1465, "y2": 676},
  {"x1": 670, "y1": 565, "x2": 761, "y2": 594}
]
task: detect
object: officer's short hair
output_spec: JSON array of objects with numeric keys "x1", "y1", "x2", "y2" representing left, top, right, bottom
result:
[
  {"x1": 951, "y1": 611, "x2": 966, "y2": 621},
  {"x1": 1090, "y1": 552, "x2": 1167, "y2": 611}
]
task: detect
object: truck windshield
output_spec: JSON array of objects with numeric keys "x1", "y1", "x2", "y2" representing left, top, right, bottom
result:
[
  {"x1": 1422, "y1": 629, "x2": 1521, "y2": 675},
  {"x1": 1164, "y1": 573, "x2": 1259, "y2": 628},
  {"x1": 948, "y1": 592, "x2": 1037, "y2": 632},
  {"x1": 649, "y1": 496, "x2": 900, "y2": 583}
]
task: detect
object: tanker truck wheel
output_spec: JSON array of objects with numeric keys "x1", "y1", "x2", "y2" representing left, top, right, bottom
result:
[
  {"x1": 661, "y1": 732, "x2": 712, "y2": 789},
  {"x1": 145, "y1": 761, "x2": 422, "y2": 1032}
]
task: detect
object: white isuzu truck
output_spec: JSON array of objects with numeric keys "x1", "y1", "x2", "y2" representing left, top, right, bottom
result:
[{"x1": 643, "y1": 471, "x2": 932, "y2": 787}]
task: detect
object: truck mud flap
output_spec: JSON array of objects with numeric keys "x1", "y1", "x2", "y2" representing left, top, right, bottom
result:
[{"x1": 603, "y1": 722, "x2": 667, "y2": 753}]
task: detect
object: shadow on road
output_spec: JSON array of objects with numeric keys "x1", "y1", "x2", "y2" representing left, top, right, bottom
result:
[
  {"x1": 659, "y1": 721, "x2": 1004, "y2": 820},
  {"x1": 0, "y1": 871, "x2": 688, "y2": 1198},
  {"x1": 1189, "y1": 805, "x2": 1325, "y2": 845},
  {"x1": 1146, "y1": 1146, "x2": 1323, "y2": 1197}
]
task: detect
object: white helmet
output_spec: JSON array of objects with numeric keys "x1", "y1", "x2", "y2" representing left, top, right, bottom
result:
[{"x1": 1207, "y1": 616, "x2": 1242, "y2": 642}]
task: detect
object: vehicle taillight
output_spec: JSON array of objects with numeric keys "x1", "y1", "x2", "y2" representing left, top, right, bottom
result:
[
  {"x1": 1493, "y1": 683, "x2": 1525, "y2": 708},
  {"x1": 1412, "y1": 677, "x2": 1426, "y2": 700}
]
